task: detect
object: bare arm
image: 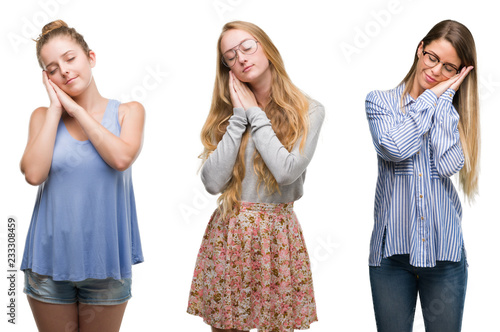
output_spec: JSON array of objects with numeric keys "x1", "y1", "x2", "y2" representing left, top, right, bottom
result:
[
  {"x1": 20, "y1": 107, "x2": 62, "y2": 185},
  {"x1": 71, "y1": 101, "x2": 145, "y2": 171},
  {"x1": 20, "y1": 71, "x2": 64, "y2": 185},
  {"x1": 48, "y1": 80, "x2": 145, "y2": 171}
]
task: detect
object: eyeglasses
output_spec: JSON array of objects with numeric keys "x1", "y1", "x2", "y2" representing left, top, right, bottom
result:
[
  {"x1": 422, "y1": 50, "x2": 460, "y2": 78},
  {"x1": 221, "y1": 39, "x2": 259, "y2": 67}
]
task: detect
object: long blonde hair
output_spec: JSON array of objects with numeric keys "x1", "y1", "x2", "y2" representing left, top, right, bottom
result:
[
  {"x1": 200, "y1": 21, "x2": 309, "y2": 216},
  {"x1": 401, "y1": 20, "x2": 480, "y2": 201}
]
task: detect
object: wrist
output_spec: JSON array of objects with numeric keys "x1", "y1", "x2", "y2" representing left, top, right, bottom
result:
[
  {"x1": 233, "y1": 107, "x2": 246, "y2": 118},
  {"x1": 440, "y1": 88, "x2": 455, "y2": 103},
  {"x1": 47, "y1": 105, "x2": 63, "y2": 117},
  {"x1": 418, "y1": 89, "x2": 438, "y2": 107},
  {"x1": 69, "y1": 105, "x2": 85, "y2": 118}
]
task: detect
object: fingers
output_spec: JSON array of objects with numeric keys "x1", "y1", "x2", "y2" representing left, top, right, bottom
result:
[
  {"x1": 42, "y1": 71, "x2": 59, "y2": 99},
  {"x1": 42, "y1": 72, "x2": 58, "y2": 94},
  {"x1": 456, "y1": 66, "x2": 473, "y2": 80},
  {"x1": 230, "y1": 71, "x2": 243, "y2": 93},
  {"x1": 230, "y1": 72, "x2": 248, "y2": 95},
  {"x1": 229, "y1": 71, "x2": 236, "y2": 96},
  {"x1": 232, "y1": 73, "x2": 250, "y2": 95},
  {"x1": 48, "y1": 80, "x2": 72, "y2": 105},
  {"x1": 42, "y1": 71, "x2": 54, "y2": 92},
  {"x1": 47, "y1": 79, "x2": 65, "y2": 101},
  {"x1": 228, "y1": 71, "x2": 242, "y2": 108},
  {"x1": 47, "y1": 79, "x2": 70, "y2": 103},
  {"x1": 460, "y1": 66, "x2": 474, "y2": 79},
  {"x1": 48, "y1": 79, "x2": 61, "y2": 94},
  {"x1": 42, "y1": 70, "x2": 48, "y2": 85},
  {"x1": 229, "y1": 70, "x2": 234, "y2": 86},
  {"x1": 228, "y1": 71, "x2": 258, "y2": 109},
  {"x1": 450, "y1": 66, "x2": 474, "y2": 91}
]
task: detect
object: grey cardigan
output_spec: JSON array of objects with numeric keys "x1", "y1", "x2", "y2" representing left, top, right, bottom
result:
[{"x1": 201, "y1": 99, "x2": 325, "y2": 203}]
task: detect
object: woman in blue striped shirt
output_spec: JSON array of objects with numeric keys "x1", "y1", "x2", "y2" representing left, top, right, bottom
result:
[{"x1": 365, "y1": 20, "x2": 479, "y2": 332}]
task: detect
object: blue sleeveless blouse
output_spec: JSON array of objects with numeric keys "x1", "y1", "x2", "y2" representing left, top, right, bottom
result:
[{"x1": 21, "y1": 100, "x2": 144, "y2": 281}]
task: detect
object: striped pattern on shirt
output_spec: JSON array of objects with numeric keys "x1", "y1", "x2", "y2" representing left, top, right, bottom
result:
[{"x1": 366, "y1": 84, "x2": 465, "y2": 267}]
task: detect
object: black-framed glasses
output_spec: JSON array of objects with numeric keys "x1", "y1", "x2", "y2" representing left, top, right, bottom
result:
[
  {"x1": 221, "y1": 39, "x2": 259, "y2": 67},
  {"x1": 422, "y1": 50, "x2": 460, "y2": 78}
]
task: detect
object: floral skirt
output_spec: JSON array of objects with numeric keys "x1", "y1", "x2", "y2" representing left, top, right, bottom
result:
[{"x1": 187, "y1": 202, "x2": 317, "y2": 331}]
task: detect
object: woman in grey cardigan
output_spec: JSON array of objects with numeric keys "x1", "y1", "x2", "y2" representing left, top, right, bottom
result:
[{"x1": 187, "y1": 21, "x2": 324, "y2": 332}]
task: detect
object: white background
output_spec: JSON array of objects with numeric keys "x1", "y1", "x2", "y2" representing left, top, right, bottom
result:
[{"x1": 1, "y1": 0, "x2": 499, "y2": 331}]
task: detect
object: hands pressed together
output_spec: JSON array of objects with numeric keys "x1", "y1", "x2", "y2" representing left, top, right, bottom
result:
[
  {"x1": 42, "y1": 70, "x2": 83, "y2": 118},
  {"x1": 228, "y1": 71, "x2": 258, "y2": 110},
  {"x1": 430, "y1": 65, "x2": 474, "y2": 98}
]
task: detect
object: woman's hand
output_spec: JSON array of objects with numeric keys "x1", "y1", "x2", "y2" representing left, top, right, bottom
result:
[
  {"x1": 47, "y1": 78, "x2": 83, "y2": 117},
  {"x1": 229, "y1": 71, "x2": 258, "y2": 110},
  {"x1": 430, "y1": 66, "x2": 474, "y2": 97},
  {"x1": 228, "y1": 71, "x2": 243, "y2": 108},
  {"x1": 21, "y1": 72, "x2": 67, "y2": 185},
  {"x1": 42, "y1": 71, "x2": 63, "y2": 116},
  {"x1": 450, "y1": 66, "x2": 474, "y2": 91}
]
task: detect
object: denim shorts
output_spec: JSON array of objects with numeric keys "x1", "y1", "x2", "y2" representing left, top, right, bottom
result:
[{"x1": 23, "y1": 269, "x2": 132, "y2": 305}]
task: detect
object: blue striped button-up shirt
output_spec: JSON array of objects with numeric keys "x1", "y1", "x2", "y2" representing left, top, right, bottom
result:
[{"x1": 366, "y1": 84, "x2": 465, "y2": 267}]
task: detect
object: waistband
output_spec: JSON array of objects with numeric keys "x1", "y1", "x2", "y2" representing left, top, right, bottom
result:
[{"x1": 238, "y1": 201, "x2": 294, "y2": 212}]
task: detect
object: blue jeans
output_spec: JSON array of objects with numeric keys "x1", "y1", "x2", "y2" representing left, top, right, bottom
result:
[{"x1": 369, "y1": 251, "x2": 467, "y2": 332}]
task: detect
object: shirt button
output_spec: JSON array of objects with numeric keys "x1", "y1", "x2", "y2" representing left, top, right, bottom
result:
[
  {"x1": 421, "y1": 216, "x2": 424, "y2": 220},
  {"x1": 419, "y1": 173, "x2": 422, "y2": 177},
  {"x1": 417, "y1": 151, "x2": 420, "y2": 155},
  {"x1": 422, "y1": 238, "x2": 426, "y2": 242},
  {"x1": 420, "y1": 195, "x2": 423, "y2": 198},
  {"x1": 449, "y1": 93, "x2": 453, "y2": 97}
]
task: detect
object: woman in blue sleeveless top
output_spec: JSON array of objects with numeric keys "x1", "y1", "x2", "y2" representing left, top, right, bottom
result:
[{"x1": 20, "y1": 20, "x2": 144, "y2": 332}]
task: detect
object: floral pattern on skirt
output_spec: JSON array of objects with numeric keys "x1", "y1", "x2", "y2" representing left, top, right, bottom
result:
[{"x1": 187, "y1": 202, "x2": 317, "y2": 331}]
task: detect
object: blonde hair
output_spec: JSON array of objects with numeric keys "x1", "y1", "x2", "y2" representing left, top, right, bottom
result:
[
  {"x1": 401, "y1": 20, "x2": 480, "y2": 201},
  {"x1": 200, "y1": 21, "x2": 309, "y2": 216},
  {"x1": 35, "y1": 20, "x2": 91, "y2": 68}
]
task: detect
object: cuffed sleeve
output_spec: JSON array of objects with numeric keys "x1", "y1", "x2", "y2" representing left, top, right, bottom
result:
[
  {"x1": 366, "y1": 89, "x2": 437, "y2": 162},
  {"x1": 201, "y1": 108, "x2": 248, "y2": 194},
  {"x1": 246, "y1": 101, "x2": 325, "y2": 185},
  {"x1": 430, "y1": 88, "x2": 465, "y2": 177}
]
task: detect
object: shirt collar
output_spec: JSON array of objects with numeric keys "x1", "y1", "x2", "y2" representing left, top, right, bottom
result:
[{"x1": 396, "y1": 83, "x2": 415, "y2": 107}]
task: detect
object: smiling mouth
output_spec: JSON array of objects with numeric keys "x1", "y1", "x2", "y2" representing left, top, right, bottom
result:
[
  {"x1": 243, "y1": 65, "x2": 253, "y2": 73},
  {"x1": 425, "y1": 74, "x2": 436, "y2": 83},
  {"x1": 65, "y1": 77, "x2": 77, "y2": 85}
]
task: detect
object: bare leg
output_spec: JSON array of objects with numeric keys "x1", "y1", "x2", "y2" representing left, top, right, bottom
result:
[
  {"x1": 27, "y1": 296, "x2": 79, "y2": 332},
  {"x1": 79, "y1": 302, "x2": 128, "y2": 332},
  {"x1": 212, "y1": 327, "x2": 249, "y2": 332}
]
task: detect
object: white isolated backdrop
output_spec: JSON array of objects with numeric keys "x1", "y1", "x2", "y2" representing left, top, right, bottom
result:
[{"x1": 0, "y1": 0, "x2": 498, "y2": 331}]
